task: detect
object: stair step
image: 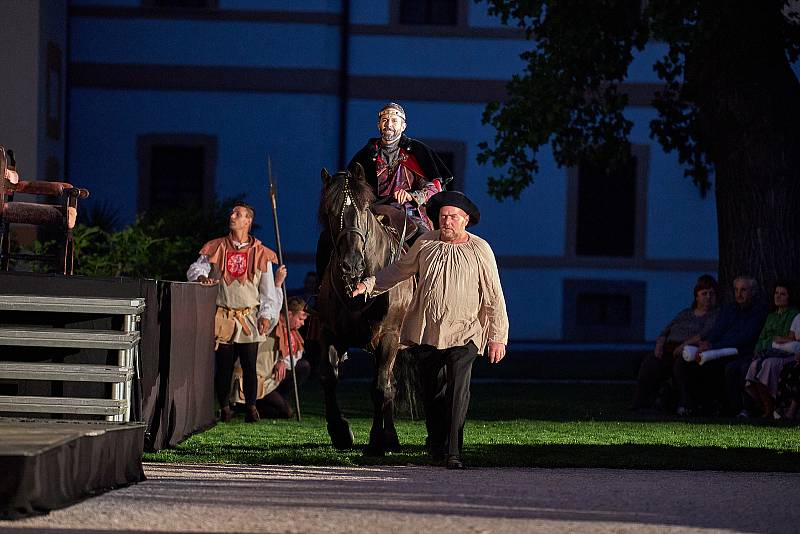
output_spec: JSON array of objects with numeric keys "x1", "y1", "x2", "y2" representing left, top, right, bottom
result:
[
  {"x1": 0, "y1": 362, "x2": 133, "y2": 382},
  {"x1": 0, "y1": 326, "x2": 140, "y2": 349},
  {"x1": 0, "y1": 395, "x2": 127, "y2": 416},
  {"x1": 0, "y1": 294, "x2": 145, "y2": 315}
]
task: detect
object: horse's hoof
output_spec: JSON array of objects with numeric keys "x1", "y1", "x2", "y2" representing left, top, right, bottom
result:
[
  {"x1": 328, "y1": 420, "x2": 354, "y2": 450},
  {"x1": 363, "y1": 445, "x2": 385, "y2": 457},
  {"x1": 384, "y1": 440, "x2": 401, "y2": 453}
]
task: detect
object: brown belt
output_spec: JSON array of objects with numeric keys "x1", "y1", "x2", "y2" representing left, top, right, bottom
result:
[{"x1": 217, "y1": 306, "x2": 253, "y2": 336}]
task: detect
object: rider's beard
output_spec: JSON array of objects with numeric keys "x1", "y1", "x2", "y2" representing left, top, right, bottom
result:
[{"x1": 381, "y1": 127, "x2": 400, "y2": 144}]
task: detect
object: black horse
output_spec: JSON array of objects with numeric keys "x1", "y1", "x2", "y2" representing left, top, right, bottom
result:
[{"x1": 316, "y1": 164, "x2": 414, "y2": 454}]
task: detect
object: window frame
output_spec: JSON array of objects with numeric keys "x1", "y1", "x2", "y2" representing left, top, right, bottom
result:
[
  {"x1": 562, "y1": 278, "x2": 647, "y2": 342},
  {"x1": 136, "y1": 134, "x2": 217, "y2": 215},
  {"x1": 415, "y1": 138, "x2": 466, "y2": 192},
  {"x1": 565, "y1": 144, "x2": 650, "y2": 267}
]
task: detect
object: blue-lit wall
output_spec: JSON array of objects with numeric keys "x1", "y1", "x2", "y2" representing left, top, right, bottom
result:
[{"x1": 66, "y1": 0, "x2": 719, "y2": 341}]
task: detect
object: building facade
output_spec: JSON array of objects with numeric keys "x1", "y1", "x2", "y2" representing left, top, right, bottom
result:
[{"x1": 6, "y1": 0, "x2": 722, "y2": 341}]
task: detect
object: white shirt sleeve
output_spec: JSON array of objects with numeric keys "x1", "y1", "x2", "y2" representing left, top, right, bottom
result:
[
  {"x1": 258, "y1": 261, "x2": 283, "y2": 334},
  {"x1": 187, "y1": 255, "x2": 211, "y2": 282},
  {"x1": 790, "y1": 313, "x2": 800, "y2": 339}
]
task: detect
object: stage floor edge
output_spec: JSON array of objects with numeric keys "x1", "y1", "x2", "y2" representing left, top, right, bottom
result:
[{"x1": 0, "y1": 417, "x2": 146, "y2": 520}]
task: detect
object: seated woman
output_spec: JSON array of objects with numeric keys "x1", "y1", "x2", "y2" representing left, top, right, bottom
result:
[
  {"x1": 744, "y1": 282, "x2": 799, "y2": 418},
  {"x1": 631, "y1": 274, "x2": 718, "y2": 412}
]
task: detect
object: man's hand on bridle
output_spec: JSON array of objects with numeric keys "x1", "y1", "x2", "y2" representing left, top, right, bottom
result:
[{"x1": 352, "y1": 282, "x2": 366, "y2": 298}]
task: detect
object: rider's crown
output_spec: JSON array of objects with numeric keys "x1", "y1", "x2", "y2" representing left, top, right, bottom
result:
[{"x1": 378, "y1": 102, "x2": 406, "y2": 122}]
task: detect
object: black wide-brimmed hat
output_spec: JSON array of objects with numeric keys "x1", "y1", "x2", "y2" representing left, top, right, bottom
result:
[{"x1": 426, "y1": 191, "x2": 480, "y2": 229}]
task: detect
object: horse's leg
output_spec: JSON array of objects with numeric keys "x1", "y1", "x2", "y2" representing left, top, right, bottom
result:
[
  {"x1": 365, "y1": 336, "x2": 400, "y2": 455},
  {"x1": 320, "y1": 339, "x2": 354, "y2": 450},
  {"x1": 382, "y1": 342, "x2": 401, "y2": 452},
  {"x1": 364, "y1": 373, "x2": 387, "y2": 456}
]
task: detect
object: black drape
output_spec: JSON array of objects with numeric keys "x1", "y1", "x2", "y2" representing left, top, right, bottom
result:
[{"x1": 0, "y1": 272, "x2": 216, "y2": 451}]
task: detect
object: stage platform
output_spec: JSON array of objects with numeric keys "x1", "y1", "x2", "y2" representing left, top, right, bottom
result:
[
  {"x1": 0, "y1": 417, "x2": 145, "y2": 519},
  {"x1": 0, "y1": 272, "x2": 217, "y2": 519}
]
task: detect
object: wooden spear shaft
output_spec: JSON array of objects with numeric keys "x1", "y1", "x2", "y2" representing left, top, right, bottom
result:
[{"x1": 268, "y1": 157, "x2": 301, "y2": 422}]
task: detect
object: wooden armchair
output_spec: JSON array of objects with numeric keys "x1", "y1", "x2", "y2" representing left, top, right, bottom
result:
[{"x1": 0, "y1": 146, "x2": 89, "y2": 275}]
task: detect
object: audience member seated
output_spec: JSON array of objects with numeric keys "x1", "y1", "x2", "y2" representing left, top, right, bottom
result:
[
  {"x1": 673, "y1": 274, "x2": 767, "y2": 416},
  {"x1": 631, "y1": 274, "x2": 719, "y2": 412},
  {"x1": 744, "y1": 282, "x2": 800, "y2": 418},
  {"x1": 776, "y1": 352, "x2": 800, "y2": 420}
]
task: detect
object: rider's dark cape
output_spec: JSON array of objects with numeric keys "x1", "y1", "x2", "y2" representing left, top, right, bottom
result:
[{"x1": 348, "y1": 134, "x2": 454, "y2": 193}]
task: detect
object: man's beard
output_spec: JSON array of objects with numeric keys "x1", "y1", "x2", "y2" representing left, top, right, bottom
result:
[
  {"x1": 440, "y1": 228, "x2": 462, "y2": 242},
  {"x1": 381, "y1": 128, "x2": 400, "y2": 144}
]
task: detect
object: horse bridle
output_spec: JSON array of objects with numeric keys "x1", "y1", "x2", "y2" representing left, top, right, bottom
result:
[
  {"x1": 328, "y1": 174, "x2": 372, "y2": 300},
  {"x1": 327, "y1": 173, "x2": 404, "y2": 307},
  {"x1": 331, "y1": 174, "x2": 370, "y2": 253}
]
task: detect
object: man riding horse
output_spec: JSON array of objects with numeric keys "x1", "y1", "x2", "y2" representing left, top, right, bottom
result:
[
  {"x1": 316, "y1": 103, "x2": 452, "y2": 277},
  {"x1": 349, "y1": 102, "x2": 452, "y2": 232},
  {"x1": 316, "y1": 165, "x2": 416, "y2": 453}
]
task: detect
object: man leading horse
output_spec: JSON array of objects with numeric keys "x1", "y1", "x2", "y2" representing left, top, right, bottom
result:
[{"x1": 353, "y1": 191, "x2": 509, "y2": 469}]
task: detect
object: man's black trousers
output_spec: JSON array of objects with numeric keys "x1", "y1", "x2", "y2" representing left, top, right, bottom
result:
[
  {"x1": 413, "y1": 341, "x2": 479, "y2": 457},
  {"x1": 215, "y1": 342, "x2": 258, "y2": 407}
]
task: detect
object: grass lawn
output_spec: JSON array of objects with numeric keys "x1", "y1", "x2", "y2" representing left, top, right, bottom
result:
[{"x1": 144, "y1": 381, "x2": 800, "y2": 471}]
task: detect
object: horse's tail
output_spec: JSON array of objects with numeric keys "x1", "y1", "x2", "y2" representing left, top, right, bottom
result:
[
  {"x1": 382, "y1": 277, "x2": 422, "y2": 418},
  {"x1": 393, "y1": 345, "x2": 422, "y2": 419}
]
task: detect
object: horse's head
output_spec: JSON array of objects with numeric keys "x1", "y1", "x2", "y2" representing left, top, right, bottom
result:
[{"x1": 320, "y1": 164, "x2": 376, "y2": 291}]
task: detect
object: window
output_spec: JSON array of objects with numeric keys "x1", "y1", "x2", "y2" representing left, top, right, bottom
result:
[
  {"x1": 563, "y1": 279, "x2": 646, "y2": 341},
  {"x1": 137, "y1": 135, "x2": 217, "y2": 215},
  {"x1": 149, "y1": 146, "x2": 204, "y2": 209},
  {"x1": 419, "y1": 139, "x2": 466, "y2": 192},
  {"x1": 576, "y1": 156, "x2": 637, "y2": 257},
  {"x1": 434, "y1": 150, "x2": 459, "y2": 191},
  {"x1": 576, "y1": 293, "x2": 632, "y2": 328},
  {"x1": 566, "y1": 144, "x2": 650, "y2": 263},
  {"x1": 399, "y1": 0, "x2": 458, "y2": 25}
]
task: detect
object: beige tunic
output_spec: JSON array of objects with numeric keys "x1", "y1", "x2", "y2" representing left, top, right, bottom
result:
[
  {"x1": 216, "y1": 274, "x2": 266, "y2": 344},
  {"x1": 363, "y1": 230, "x2": 509, "y2": 353},
  {"x1": 190, "y1": 236, "x2": 281, "y2": 345}
]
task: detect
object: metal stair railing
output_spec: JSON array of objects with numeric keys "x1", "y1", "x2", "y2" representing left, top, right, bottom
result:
[{"x1": 0, "y1": 294, "x2": 145, "y2": 422}]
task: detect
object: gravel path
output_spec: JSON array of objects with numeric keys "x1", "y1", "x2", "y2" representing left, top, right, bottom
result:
[{"x1": 2, "y1": 462, "x2": 798, "y2": 533}]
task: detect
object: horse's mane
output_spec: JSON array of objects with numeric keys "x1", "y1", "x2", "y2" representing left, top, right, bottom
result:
[{"x1": 317, "y1": 169, "x2": 376, "y2": 228}]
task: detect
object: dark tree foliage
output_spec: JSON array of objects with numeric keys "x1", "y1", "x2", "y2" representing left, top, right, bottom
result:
[
  {"x1": 70, "y1": 196, "x2": 253, "y2": 280},
  {"x1": 479, "y1": 0, "x2": 800, "y2": 294}
]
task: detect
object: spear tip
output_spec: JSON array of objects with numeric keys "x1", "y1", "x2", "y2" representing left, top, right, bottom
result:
[{"x1": 267, "y1": 155, "x2": 275, "y2": 190}]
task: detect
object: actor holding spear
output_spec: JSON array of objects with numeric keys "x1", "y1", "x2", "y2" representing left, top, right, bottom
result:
[{"x1": 187, "y1": 201, "x2": 287, "y2": 423}]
